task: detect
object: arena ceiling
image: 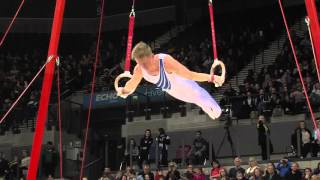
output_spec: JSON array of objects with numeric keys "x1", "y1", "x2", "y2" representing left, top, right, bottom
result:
[{"x1": 0, "y1": 0, "x2": 174, "y2": 18}]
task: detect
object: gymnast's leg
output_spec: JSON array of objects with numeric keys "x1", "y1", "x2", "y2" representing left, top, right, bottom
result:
[
  {"x1": 166, "y1": 79, "x2": 222, "y2": 120},
  {"x1": 193, "y1": 87, "x2": 222, "y2": 120}
]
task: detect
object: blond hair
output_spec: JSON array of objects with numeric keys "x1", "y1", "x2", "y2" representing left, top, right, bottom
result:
[{"x1": 131, "y1": 41, "x2": 153, "y2": 60}]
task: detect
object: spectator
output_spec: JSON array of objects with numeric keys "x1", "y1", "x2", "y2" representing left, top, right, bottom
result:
[
  {"x1": 276, "y1": 159, "x2": 291, "y2": 178},
  {"x1": 156, "y1": 128, "x2": 170, "y2": 166},
  {"x1": 311, "y1": 175, "x2": 320, "y2": 180},
  {"x1": 304, "y1": 168, "x2": 313, "y2": 180},
  {"x1": 115, "y1": 171, "x2": 125, "y2": 180},
  {"x1": 264, "y1": 162, "x2": 281, "y2": 180},
  {"x1": 125, "y1": 138, "x2": 139, "y2": 167},
  {"x1": 229, "y1": 157, "x2": 245, "y2": 179},
  {"x1": 20, "y1": 150, "x2": 30, "y2": 179},
  {"x1": 155, "y1": 169, "x2": 165, "y2": 180},
  {"x1": 0, "y1": 152, "x2": 9, "y2": 179},
  {"x1": 291, "y1": 121, "x2": 313, "y2": 158},
  {"x1": 144, "y1": 174, "x2": 151, "y2": 180},
  {"x1": 166, "y1": 162, "x2": 180, "y2": 180},
  {"x1": 210, "y1": 160, "x2": 221, "y2": 180},
  {"x1": 221, "y1": 84, "x2": 237, "y2": 106},
  {"x1": 245, "y1": 70, "x2": 255, "y2": 85},
  {"x1": 250, "y1": 168, "x2": 263, "y2": 180},
  {"x1": 257, "y1": 89, "x2": 272, "y2": 121},
  {"x1": 183, "y1": 164, "x2": 194, "y2": 180},
  {"x1": 290, "y1": 86, "x2": 305, "y2": 113},
  {"x1": 314, "y1": 162, "x2": 320, "y2": 175},
  {"x1": 189, "y1": 131, "x2": 208, "y2": 165},
  {"x1": 9, "y1": 155, "x2": 19, "y2": 180},
  {"x1": 138, "y1": 162, "x2": 154, "y2": 180},
  {"x1": 223, "y1": 83, "x2": 236, "y2": 98},
  {"x1": 284, "y1": 162, "x2": 302, "y2": 180},
  {"x1": 219, "y1": 168, "x2": 229, "y2": 180},
  {"x1": 245, "y1": 157, "x2": 259, "y2": 179},
  {"x1": 270, "y1": 88, "x2": 282, "y2": 116},
  {"x1": 243, "y1": 91, "x2": 258, "y2": 120},
  {"x1": 236, "y1": 171, "x2": 247, "y2": 180},
  {"x1": 310, "y1": 83, "x2": 320, "y2": 108},
  {"x1": 122, "y1": 167, "x2": 136, "y2": 180},
  {"x1": 281, "y1": 85, "x2": 292, "y2": 114},
  {"x1": 312, "y1": 120, "x2": 320, "y2": 157},
  {"x1": 47, "y1": 174, "x2": 54, "y2": 180},
  {"x1": 139, "y1": 129, "x2": 153, "y2": 168},
  {"x1": 256, "y1": 115, "x2": 273, "y2": 160},
  {"x1": 99, "y1": 168, "x2": 114, "y2": 180},
  {"x1": 193, "y1": 167, "x2": 205, "y2": 180},
  {"x1": 176, "y1": 145, "x2": 191, "y2": 164},
  {"x1": 41, "y1": 141, "x2": 57, "y2": 178}
]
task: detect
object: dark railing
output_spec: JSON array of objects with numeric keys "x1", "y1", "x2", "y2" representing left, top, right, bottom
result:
[
  {"x1": 296, "y1": 129, "x2": 301, "y2": 157},
  {"x1": 84, "y1": 157, "x2": 103, "y2": 169},
  {"x1": 84, "y1": 158, "x2": 104, "y2": 179}
]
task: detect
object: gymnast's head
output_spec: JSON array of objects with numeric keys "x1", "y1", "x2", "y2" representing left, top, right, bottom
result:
[{"x1": 131, "y1": 41, "x2": 154, "y2": 67}]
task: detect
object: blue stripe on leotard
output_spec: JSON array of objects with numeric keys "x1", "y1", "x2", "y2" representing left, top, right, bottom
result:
[{"x1": 155, "y1": 57, "x2": 171, "y2": 90}]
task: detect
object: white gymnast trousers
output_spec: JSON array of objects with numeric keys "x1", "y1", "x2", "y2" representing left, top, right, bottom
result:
[{"x1": 140, "y1": 54, "x2": 222, "y2": 119}]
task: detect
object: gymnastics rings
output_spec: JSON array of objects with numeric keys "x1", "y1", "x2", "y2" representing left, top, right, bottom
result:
[
  {"x1": 210, "y1": 59, "x2": 226, "y2": 87},
  {"x1": 114, "y1": 71, "x2": 134, "y2": 98}
]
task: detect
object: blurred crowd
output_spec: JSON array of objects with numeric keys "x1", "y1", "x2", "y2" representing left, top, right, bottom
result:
[
  {"x1": 98, "y1": 157, "x2": 320, "y2": 180},
  {"x1": 0, "y1": 34, "x2": 128, "y2": 134},
  {"x1": 0, "y1": 118, "x2": 320, "y2": 179},
  {"x1": 220, "y1": 30, "x2": 320, "y2": 120},
  {"x1": 0, "y1": 22, "x2": 173, "y2": 134},
  {"x1": 0, "y1": 141, "x2": 58, "y2": 179},
  {"x1": 0, "y1": 5, "x2": 309, "y2": 134},
  {"x1": 163, "y1": 7, "x2": 282, "y2": 89},
  {"x1": 120, "y1": 116, "x2": 320, "y2": 176},
  {"x1": 0, "y1": 4, "x2": 319, "y2": 180}
]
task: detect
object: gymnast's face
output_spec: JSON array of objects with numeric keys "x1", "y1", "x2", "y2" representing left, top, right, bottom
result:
[{"x1": 135, "y1": 55, "x2": 154, "y2": 70}]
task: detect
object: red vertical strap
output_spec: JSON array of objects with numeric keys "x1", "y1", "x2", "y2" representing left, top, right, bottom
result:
[
  {"x1": 57, "y1": 64, "x2": 63, "y2": 178},
  {"x1": 124, "y1": 15, "x2": 135, "y2": 71},
  {"x1": 208, "y1": 1, "x2": 218, "y2": 60},
  {"x1": 0, "y1": 0, "x2": 25, "y2": 47},
  {"x1": 305, "y1": 0, "x2": 320, "y2": 80},
  {"x1": 27, "y1": 0, "x2": 66, "y2": 179},
  {"x1": 278, "y1": 0, "x2": 318, "y2": 130},
  {"x1": 79, "y1": 0, "x2": 105, "y2": 179}
]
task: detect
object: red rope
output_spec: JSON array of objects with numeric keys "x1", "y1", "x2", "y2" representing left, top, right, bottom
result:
[
  {"x1": 79, "y1": 0, "x2": 105, "y2": 178},
  {"x1": 208, "y1": 1, "x2": 218, "y2": 60},
  {"x1": 0, "y1": 0, "x2": 26, "y2": 47},
  {"x1": 132, "y1": 0, "x2": 136, "y2": 9},
  {"x1": 278, "y1": 0, "x2": 318, "y2": 129},
  {"x1": 57, "y1": 63, "x2": 63, "y2": 178},
  {"x1": 124, "y1": 13, "x2": 135, "y2": 71},
  {"x1": 0, "y1": 56, "x2": 54, "y2": 124}
]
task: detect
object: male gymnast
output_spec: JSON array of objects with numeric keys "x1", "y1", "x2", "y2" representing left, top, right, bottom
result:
[{"x1": 117, "y1": 41, "x2": 224, "y2": 119}]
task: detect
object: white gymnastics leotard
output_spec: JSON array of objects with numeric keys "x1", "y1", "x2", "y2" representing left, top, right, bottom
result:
[{"x1": 140, "y1": 53, "x2": 222, "y2": 119}]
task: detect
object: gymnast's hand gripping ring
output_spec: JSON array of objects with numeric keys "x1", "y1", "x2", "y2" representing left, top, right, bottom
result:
[
  {"x1": 114, "y1": 71, "x2": 134, "y2": 98},
  {"x1": 210, "y1": 59, "x2": 226, "y2": 87}
]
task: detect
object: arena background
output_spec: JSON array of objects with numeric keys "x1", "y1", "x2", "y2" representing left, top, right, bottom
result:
[{"x1": 0, "y1": 0, "x2": 319, "y2": 179}]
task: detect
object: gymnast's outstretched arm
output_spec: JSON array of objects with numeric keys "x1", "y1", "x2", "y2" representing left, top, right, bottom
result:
[
  {"x1": 164, "y1": 55, "x2": 214, "y2": 82},
  {"x1": 121, "y1": 65, "x2": 143, "y2": 95}
]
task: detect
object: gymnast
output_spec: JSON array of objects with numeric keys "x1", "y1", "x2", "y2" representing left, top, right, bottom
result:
[{"x1": 117, "y1": 41, "x2": 225, "y2": 119}]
